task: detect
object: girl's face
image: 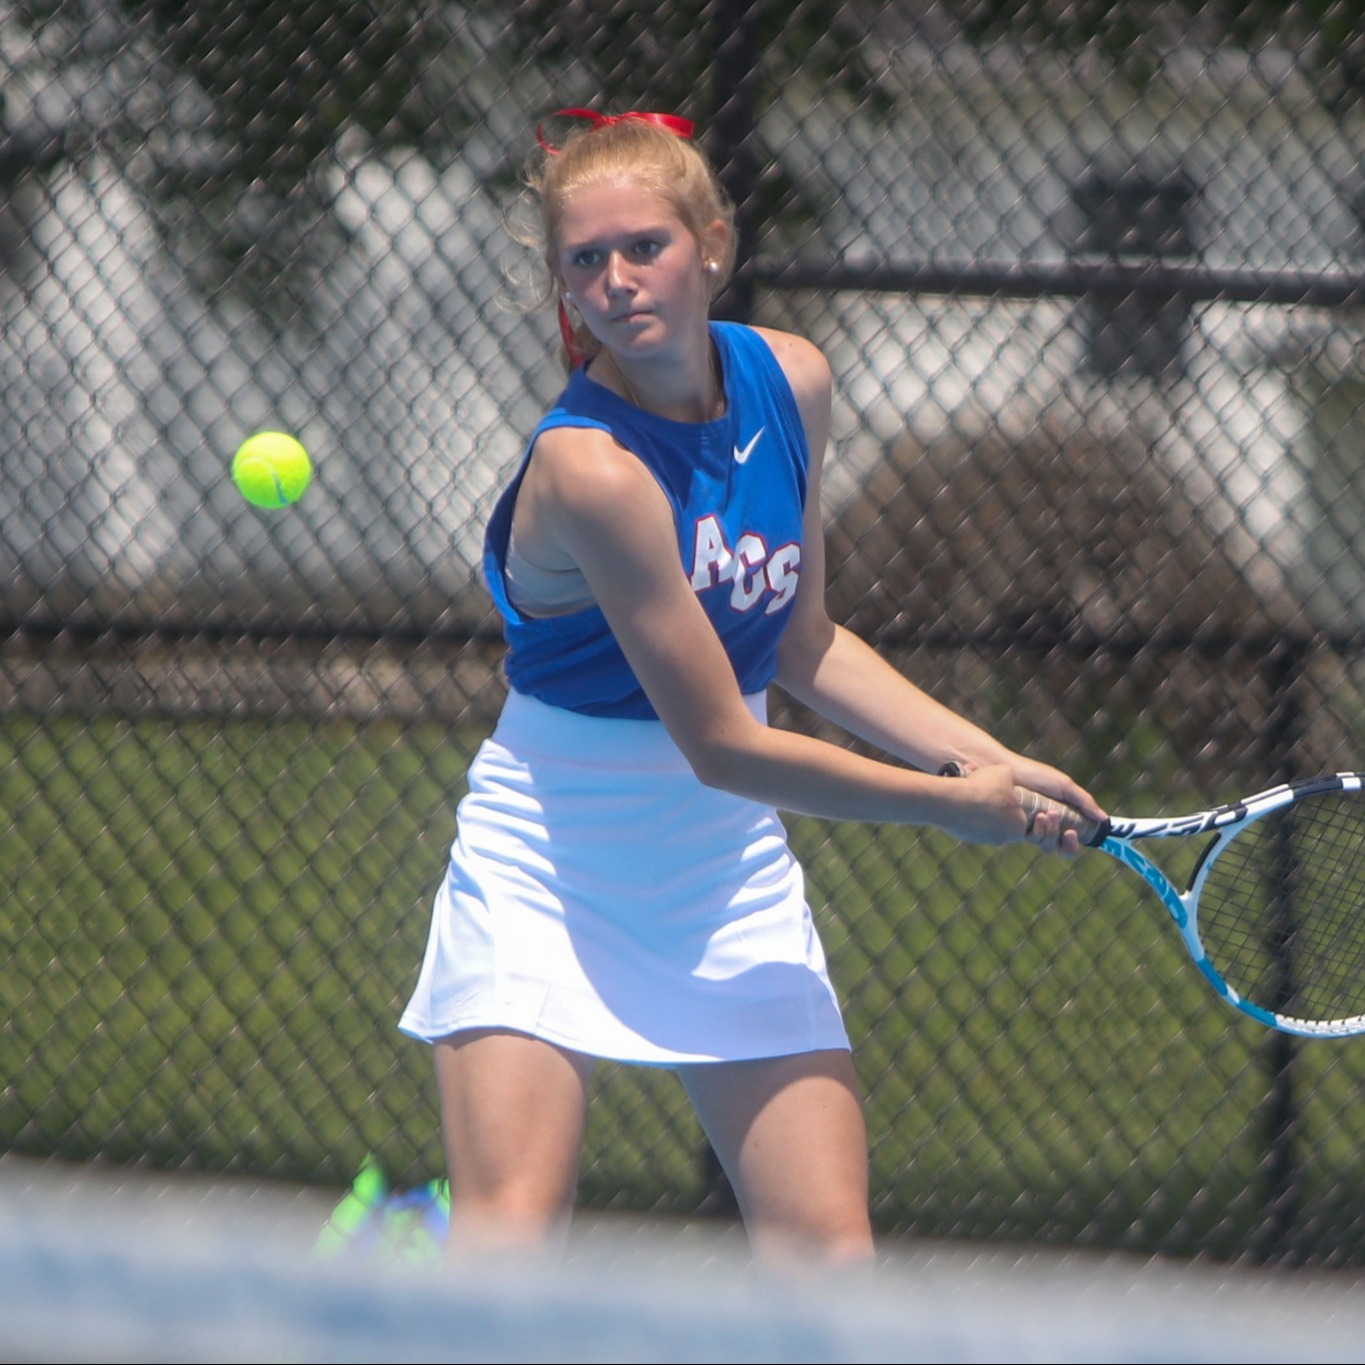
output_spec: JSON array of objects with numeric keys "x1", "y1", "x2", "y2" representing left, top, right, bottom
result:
[{"x1": 555, "y1": 177, "x2": 719, "y2": 362}]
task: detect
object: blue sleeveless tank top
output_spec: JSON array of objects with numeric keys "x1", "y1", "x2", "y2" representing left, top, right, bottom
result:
[{"x1": 483, "y1": 321, "x2": 809, "y2": 720}]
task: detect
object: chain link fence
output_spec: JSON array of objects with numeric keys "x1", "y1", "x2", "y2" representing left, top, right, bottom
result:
[{"x1": 4, "y1": 0, "x2": 1365, "y2": 1266}]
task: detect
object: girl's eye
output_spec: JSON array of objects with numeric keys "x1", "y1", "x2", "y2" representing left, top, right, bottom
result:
[{"x1": 565, "y1": 237, "x2": 663, "y2": 270}]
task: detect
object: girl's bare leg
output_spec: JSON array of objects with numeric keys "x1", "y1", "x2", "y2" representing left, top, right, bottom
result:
[
  {"x1": 434, "y1": 1027, "x2": 595, "y2": 1253},
  {"x1": 679, "y1": 1048, "x2": 874, "y2": 1266}
]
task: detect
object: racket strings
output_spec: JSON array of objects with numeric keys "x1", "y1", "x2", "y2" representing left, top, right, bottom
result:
[{"x1": 1197, "y1": 793, "x2": 1365, "y2": 1023}]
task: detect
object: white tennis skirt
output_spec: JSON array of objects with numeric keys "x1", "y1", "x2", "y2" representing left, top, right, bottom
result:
[{"x1": 398, "y1": 689, "x2": 849, "y2": 1066}]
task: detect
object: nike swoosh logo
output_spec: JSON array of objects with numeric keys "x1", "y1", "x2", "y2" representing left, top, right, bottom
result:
[{"x1": 733, "y1": 427, "x2": 765, "y2": 464}]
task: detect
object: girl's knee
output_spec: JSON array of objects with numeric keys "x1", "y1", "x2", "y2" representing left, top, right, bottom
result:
[{"x1": 746, "y1": 1211, "x2": 876, "y2": 1270}]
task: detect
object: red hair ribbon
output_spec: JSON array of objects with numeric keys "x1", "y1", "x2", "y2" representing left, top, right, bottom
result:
[
  {"x1": 558, "y1": 297, "x2": 587, "y2": 368},
  {"x1": 536, "y1": 108, "x2": 694, "y2": 155}
]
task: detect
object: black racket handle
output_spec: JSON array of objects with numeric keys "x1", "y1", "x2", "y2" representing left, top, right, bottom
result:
[{"x1": 939, "y1": 762, "x2": 1105, "y2": 845}]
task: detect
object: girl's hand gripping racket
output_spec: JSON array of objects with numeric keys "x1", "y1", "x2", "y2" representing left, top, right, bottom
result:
[{"x1": 941, "y1": 763, "x2": 1365, "y2": 1038}]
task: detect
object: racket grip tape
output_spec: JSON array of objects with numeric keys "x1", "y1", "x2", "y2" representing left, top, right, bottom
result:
[{"x1": 938, "y1": 762, "x2": 1104, "y2": 845}]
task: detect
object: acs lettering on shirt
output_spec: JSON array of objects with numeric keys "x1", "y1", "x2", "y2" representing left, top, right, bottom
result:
[{"x1": 689, "y1": 514, "x2": 801, "y2": 615}]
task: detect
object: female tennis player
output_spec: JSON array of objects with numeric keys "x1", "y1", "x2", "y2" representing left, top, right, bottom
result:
[{"x1": 399, "y1": 110, "x2": 1105, "y2": 1265}]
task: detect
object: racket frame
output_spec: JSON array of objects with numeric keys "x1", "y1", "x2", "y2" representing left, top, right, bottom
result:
[{"x1": 1096, "y1": 773, "x2": 1365, "y2": 1038}]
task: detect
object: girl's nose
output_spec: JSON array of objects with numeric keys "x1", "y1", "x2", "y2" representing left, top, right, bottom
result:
[{"x1": 605, "y1": 252, "x2": 632, "y2": 293}]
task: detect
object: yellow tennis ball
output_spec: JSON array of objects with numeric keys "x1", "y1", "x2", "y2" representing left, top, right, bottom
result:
[{"x1": 232, "y1": 431, "x2": 312, "y2": 508}]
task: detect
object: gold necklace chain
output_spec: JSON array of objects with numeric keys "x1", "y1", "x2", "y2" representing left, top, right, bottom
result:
[
  {"x1": 613, "y1": 363, "x2": 644, "y2": 411},
  {"x1": 610, "y1": 349, "x2": 723, "y2": 421}
]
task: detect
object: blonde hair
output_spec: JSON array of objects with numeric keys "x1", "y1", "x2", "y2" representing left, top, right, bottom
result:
[{"x1": 515, "y1": 117, "x2": 737, "y2": 369}]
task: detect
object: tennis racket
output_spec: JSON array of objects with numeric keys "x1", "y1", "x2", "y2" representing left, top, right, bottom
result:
[{"x1": 940, "y1": 763, "x2": 1365, "y2": 1038}]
